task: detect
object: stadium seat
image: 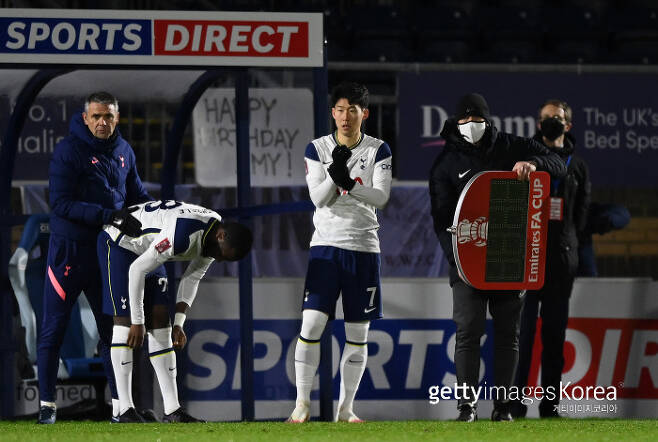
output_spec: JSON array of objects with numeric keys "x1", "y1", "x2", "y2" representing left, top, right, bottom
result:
[
  {"x1": 607, "y1": 39, "x2": 658, "y2": 64},
  {"x1": 416, "y1": 39, "x2": 472, "y2": 63},
  {"x1": 410, "y1": 5, "x2": 473, "y2": 41},
  {"x1": 342, "y1": 5, "x2": 409, "y2": 39},
  {"x1": 351, "y1": 36, "x2": 414, "y2": 63},
  {"x1": 546, "y1": 38, "x2": 603, "y2": 64}
]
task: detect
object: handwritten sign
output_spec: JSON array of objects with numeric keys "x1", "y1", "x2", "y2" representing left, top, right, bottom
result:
[{"x1": 192, "y1": 88, "x2": 313, "y2": 187}]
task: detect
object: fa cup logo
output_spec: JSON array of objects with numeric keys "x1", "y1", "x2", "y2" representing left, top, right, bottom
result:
[{"x1": 456, "y1": 217, "x2": 488, "y2": 247}]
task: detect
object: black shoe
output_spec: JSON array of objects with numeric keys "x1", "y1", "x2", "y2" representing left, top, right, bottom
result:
[
  {"x1": 116, "y1": 407, "x2": 146, "y2": 423},
  {"x1": 138, "y1": 409, "x2": 159, "y2": 422},
  {"x1": 163, "y1": 407, "x2": 206, "y2": 423},
  {"x1": 37, "y1": 406, "x2": 56, "y2": 424},
  {"x1": 510, "y1": 401, "x2": 527, "y2": 418},
  {"x1": 491, "y1": 408, "x2": 514, "y2": 422},
  {"x1": 456, "y1": 404, "x2": 477, "y2": 422}
]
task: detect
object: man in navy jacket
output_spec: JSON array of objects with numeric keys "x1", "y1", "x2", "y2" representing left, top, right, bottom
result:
[{"x1": 37, "y1": 91, "x2": 149, "y2": 424}]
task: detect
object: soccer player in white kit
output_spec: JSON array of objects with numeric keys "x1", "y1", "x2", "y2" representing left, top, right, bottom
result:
[
  {"x1": 288, "y1": 82, "x2": 393, "y2": 423},
  {"x1": 97, "y1": 200, "x2": 252, "y2": 422}
]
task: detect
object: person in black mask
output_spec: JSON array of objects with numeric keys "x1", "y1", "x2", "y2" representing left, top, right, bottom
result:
[
  {"x1": 429, "y1": 93, "x2": 566, "y2": 422},
  {"x1": 512, "y1": 99, "x2": 591, "y2": 418}
]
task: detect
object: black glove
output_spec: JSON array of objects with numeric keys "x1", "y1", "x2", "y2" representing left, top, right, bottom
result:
[
  {"x1": 328, "y1": 162, "x2": 356, "y2": 191},
  {"x1": 111, "y1": 206, "x2": 142, "y2": 237},
  {"x1": 331, "y1": 144, "x2": 352, "y2": 166}
]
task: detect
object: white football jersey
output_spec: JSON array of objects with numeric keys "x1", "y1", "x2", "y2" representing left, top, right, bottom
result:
[
  {"x1": 105, "y1": 200, "x2": 221, "y2": 262},
  {"x1": 104, "y1": 200, "x2": 222, "y2": 324},
  {"x1": 305, "y1": 132, "x2": 393, "y2": 253}
]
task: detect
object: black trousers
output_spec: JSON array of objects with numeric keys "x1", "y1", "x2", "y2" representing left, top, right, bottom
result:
[
  {"x1": 515, "y1": 274, "x2": 573, "y2": 413},
  {"x1": 452, "y1": 280, "x2": 525, "y2": 408}
]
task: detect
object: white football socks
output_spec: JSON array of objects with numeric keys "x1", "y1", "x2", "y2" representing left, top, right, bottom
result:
[
  {"x1": 337, "y1": 321, "x2": 369, "y2": 421},
  {"x1": 112, "y1": 398, "x2": 120, "y2": 418},
  {"x1": 110, "y1": 325, "x2": 134, "y2": 415},
  {"x1": 148, "y1": 327, "x2": 180, "y2": 415},
  {"x1": 294, "y1": 310, "x2": 329, "y2": 406},
  {"x1": 40, "y1": 400, "x2": 56, "y2": 409}
]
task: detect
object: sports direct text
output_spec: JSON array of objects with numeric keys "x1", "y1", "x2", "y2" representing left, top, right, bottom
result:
[
  {"x1": 0, "y1": 10, "x2": 322, "y2": 67},
  {"x1": 428, "y1": 382, "x2": 618, "y2": 406}
]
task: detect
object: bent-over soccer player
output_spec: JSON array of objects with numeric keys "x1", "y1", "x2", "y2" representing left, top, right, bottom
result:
[{"x1": 97, "y1": 200, "x2": 252, "y2": 423}]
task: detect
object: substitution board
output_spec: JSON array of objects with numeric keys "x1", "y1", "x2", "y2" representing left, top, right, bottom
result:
[{"x1": 449, "y1": 171, "x2": 550, "y2": 290}]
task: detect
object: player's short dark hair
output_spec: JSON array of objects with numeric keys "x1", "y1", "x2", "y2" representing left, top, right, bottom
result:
[
  {"x1": 331, "y1": 82, "x2": 369, "y2": 109},
  {"x1": 539, "y1": 99, "x2": 572, "y2": 124},
  {"x1": 85, "y1": 91, "x2": 119, "y2": 112},
  {"x1": 223, "y1": 222, "x2": 253, "y2": 261}
]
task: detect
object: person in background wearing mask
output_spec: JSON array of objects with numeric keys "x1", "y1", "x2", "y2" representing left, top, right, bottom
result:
[
  {"x1": 512, "y1": 99, "x2": 591, "y2": 418},
  {"x1": 429, "y1": 93, "x2": 566, "y2": 422}
]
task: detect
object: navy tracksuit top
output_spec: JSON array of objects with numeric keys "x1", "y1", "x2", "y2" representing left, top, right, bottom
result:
[{"x1": 48, "y1": 113, "x2": 151, "y2": 241}]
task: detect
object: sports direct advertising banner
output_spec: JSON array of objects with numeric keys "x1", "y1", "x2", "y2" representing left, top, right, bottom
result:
[
  {"x1": 397, "y1": 71, "x2": 658, "y2": 187},
  {"x1": 0, "y1": 9, "x2": 323, "y2": 67},
  {"x1": 184, "y1": 278, "x2": 658, "y2": 420}
]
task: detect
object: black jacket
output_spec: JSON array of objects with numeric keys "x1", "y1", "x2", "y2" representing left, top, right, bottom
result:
[
  {"x1": 533, "y1": 131, "x2": 591, "y2": 277},
  {"x1": 429, "y1": 118, "x2": 567, "y2": 286}
]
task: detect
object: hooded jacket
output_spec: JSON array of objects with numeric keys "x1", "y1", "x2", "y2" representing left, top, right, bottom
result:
[
  {"x1": 533, "y1": 131, "x2": 591, "y2": 276},
  {"x1": 429, "y1": 118, "x2": 567, "y2": 286},
  {"x1": 48, "y1": 113, "x2": 151, "y2": 241}
]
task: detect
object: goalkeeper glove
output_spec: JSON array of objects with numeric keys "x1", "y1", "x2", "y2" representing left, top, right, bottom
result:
[
  {"x1": 111, "y1": 206, "x2": 142, "y2": 237},
  {"x1": 328, "y1": 163, "x2": 356, "y2": 191}
]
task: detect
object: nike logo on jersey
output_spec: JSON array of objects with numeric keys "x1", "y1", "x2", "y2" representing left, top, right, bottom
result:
[
  {"x1": 322, "y1": 161, "x2": 331, "y2": 165},
  {"x1": 458, "y1": 169, "x2": 471, "y2": 179},
  {"x1": 168, "y1": 367, "x2": 176, "y2": 371},
  {"x1": 91, "y1": 157, "x2": 99, "y2": 164},
  {"x1": 121, "y1": 361, "x2": 131, "y2": 365},
  {"x1": 364, "y1": 306, "x2": 376, "y2": 313}
]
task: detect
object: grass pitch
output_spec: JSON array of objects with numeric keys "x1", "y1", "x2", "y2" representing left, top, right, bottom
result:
[{"x1": 1, "y1": 419, "x2": 657, "y2": 442}]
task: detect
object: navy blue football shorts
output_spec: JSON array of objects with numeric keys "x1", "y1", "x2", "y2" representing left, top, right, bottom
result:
[
  {"x1": 97, "y1": 231, "x2": 168, "y2": 318},
  {"x1": 302, "y1": 245, "x2": 383, "y2": 322}
]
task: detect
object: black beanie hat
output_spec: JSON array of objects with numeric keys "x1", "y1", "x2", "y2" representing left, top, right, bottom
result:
[{"x1": 455, "y1": 93, "x2": 490, "y2": 120}]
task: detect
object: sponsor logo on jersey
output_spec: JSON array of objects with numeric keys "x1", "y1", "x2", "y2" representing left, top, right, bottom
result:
[{"x1": 155, "y1": 238, "x2": 172, "y2": 253}]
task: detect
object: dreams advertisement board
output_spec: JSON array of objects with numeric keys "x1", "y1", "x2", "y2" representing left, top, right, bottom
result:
[{"x1": 397, "y1": 71, "x2": 658, "y2": 187}]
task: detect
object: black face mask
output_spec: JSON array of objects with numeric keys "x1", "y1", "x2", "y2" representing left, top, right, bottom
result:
[{"x1": 540, "y1": 118, "x2": 565, "y2": 141}]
